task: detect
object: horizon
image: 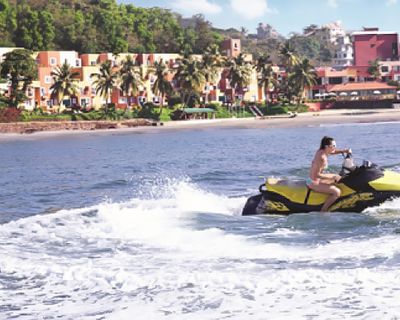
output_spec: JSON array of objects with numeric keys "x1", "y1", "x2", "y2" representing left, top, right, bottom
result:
[{"x1": 120, "y1": 0, "x2": 400, "y2": 37}]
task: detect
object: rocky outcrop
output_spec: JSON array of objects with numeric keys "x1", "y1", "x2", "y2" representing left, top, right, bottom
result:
[{"x1": 0, "y1": 119, "x2": 155, "y2": 134}]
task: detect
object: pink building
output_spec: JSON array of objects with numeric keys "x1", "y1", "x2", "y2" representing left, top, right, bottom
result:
[{"x1": 352, "y1": 27, "x2": 399, "y2": 66}]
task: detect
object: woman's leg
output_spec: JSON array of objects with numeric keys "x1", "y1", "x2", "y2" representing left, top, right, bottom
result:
[{"x1": 310, "y1": 183, "x2": 341, "y2": 212}]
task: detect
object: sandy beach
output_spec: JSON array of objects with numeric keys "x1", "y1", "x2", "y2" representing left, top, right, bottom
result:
[{"x1": 1, "y1": 108, "x2": 400, "y2": 140}]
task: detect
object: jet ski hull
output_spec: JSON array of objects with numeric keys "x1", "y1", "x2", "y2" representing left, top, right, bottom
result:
[
  {"x1": 242, "y1": 190, "x2": 400, "y2": 215},
  {"x1": 242, "y1": 165, "x2": 400, "y2": 215}
]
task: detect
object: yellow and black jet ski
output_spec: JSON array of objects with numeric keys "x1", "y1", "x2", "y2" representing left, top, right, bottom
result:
[{"x1": 242, "y1": 154, "x2": 400, "y2": 215}]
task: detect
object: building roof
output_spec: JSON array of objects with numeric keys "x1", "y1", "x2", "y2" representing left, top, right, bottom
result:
[
  {"x1": 182, "y1": 108, "x2": 216, "y2": 113},
  {"x1": 351, "y1": 31, "x2": 398, "y2": 36},
  {"x1": 316, "y1": 67, "x2": 355, "y2": 77},
  {"x1": 330, "y1": 81, "x2": 397, "y2": 92}
]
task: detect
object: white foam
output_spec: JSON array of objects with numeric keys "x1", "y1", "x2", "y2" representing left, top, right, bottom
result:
[{"x1": 1, "y1": 180, "x2": 400, "y2": 319}]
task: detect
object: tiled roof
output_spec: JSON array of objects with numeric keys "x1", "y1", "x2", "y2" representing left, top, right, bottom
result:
[{"x1": 329, "y1": 81, "x2": 397, "y2": 92}]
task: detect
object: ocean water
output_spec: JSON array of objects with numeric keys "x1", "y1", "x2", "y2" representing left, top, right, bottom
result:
[{"x1": 1, "y1": 122, "x2": 400, "y2": 319}]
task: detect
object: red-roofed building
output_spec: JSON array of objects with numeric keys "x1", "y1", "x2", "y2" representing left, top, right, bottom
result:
[{"x1": 330, "y1": 81, "x2": 396, "y2": 100}]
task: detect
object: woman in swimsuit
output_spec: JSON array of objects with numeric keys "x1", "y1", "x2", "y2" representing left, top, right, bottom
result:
[{"x1": 308, "y1": 136, "x2": 351, "y2": 212}]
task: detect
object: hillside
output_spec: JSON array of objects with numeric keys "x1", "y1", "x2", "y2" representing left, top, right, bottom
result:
[{"x1": 0, "y1": 0, "x2": 334, "y2": 64}]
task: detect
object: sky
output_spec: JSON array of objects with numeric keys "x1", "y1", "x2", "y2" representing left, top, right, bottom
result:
[{"x1": 119, "y1": 0, "x2": 400, "y2": 37}]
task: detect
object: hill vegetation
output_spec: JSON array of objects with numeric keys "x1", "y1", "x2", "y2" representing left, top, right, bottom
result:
[{"x1": 0, "y1": 0, "x2": 334, "y2": 65}]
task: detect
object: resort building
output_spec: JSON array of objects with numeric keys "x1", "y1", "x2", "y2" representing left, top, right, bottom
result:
[
  {"x1": 377, "y1": 60, "x2": 400, "y2": 82},
  {"x1": 330, "y1": 81, "x2": 397, "y2": 100},
  {"x1": 351, "y1": 27, "x2": 399, "y2": 66}
]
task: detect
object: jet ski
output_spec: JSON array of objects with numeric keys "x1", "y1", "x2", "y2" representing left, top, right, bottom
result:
[{"x1": 242, "y1": 153, "x2": 400, "y2": 215}]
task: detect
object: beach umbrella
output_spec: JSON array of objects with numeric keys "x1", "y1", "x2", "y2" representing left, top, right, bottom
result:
[
  {"x1": 315, "y1": 93, "x2": 321, "y2": 98},
  {"x1": 329, "y1": 92, "x2": 337, "y2": 96},
  {"x1": 350, "y1": 91, "x2": 358, "y2": 96},
  {"x1": 339, "y1": 92, "x2": 348, "y2": 96},
  {"x1": 373, "y1": 90, "x2": 381, "y2": 95}
]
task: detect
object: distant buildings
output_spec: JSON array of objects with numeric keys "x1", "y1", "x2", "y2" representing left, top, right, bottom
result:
[
  {"x1": 256, "y1": 23, "x2": 281, "y2": 40},
  {"x1": 304, "y1": 21, "x2": 346, "y2": 45},
  {"x1": 333, "y1": 35, "x2": 354, "y2": 68}
]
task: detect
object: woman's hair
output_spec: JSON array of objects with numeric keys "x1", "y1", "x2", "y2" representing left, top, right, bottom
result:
[{"x1": 320, "y1": 136, "x2": 334, "y2": 150}]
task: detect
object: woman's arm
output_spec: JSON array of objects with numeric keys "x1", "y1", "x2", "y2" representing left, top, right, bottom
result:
[{"x1": 332, "y1": 148, "x2": 352, "y2": 155}]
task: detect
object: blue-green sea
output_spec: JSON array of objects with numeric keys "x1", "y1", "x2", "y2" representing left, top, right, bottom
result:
[{"x1": 1, "y1": 121, "x2": 400, "y2": 319}]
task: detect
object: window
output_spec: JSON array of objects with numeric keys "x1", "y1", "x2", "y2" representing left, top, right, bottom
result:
[
  {"x1": 381, "y1": 66, "x2": 389, "y2": 73},
  {"x1": 90, "y1": 61, "x2": 96, "y2": 66},
  {"x1": 50, "y1": 57, "x2": 57, "y2": 65},
  {"x1": 45, "y1": 76, "x2": 52, "y2": 84},
  {"x1": 328, "y1": 77, "x2": 343, "y2": 85},
  {"x1": 81, "y1": 98, "x2": 89, "y2": 107},
  {"x1": 392, "y1": 43, "x2": 398, "y2": 56},
  {"x1": 63, "y1": 99, "x2": 71, "y2": 107}
]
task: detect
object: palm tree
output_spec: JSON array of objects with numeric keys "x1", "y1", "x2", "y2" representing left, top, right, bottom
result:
[
  {"x1": 255, "y1": 54, "x2": 277, "y2": 109},
  {"x1": 119, "y1": 55, "x2": 143, "y2": 109},
  {"x1": 368, "y1": 58, "x2": 381, "y2": 80},
  {"x1": 50, "y1": 62, "x2": 79, "y2": 110},
  {"x1": 279, "y1": 40, "x2": 300, "y2": 71},
  {"x1": 173, "y1": 56, "x2": 206, "y2": 107},
  {"x1": 288, "y1": 58, "x2": 317, "y2": 105},
  {"x1": 150, "y1": 60, "x2": 173, "y2": 116},
  {"x1": 91, "y1": 60, "x2": 118, "y2": 113},
  {"x1": 226, "y1": 53, "x2": 253, "y2": 104},
  {"x1": 201, "y1": 45, "x2": 225, "y2": 103}
]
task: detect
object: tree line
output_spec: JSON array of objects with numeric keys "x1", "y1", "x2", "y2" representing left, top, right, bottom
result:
[{"x1": 0, "y1": 0, "x2": 223, "y2": 54}]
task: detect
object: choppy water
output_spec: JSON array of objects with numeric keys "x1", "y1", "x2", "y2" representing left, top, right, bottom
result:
[{"x1": 1, "y1": 122, "x2": 400, "y2": 319}]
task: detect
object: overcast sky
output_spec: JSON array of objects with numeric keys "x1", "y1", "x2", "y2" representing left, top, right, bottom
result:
[{"x1": 120, "y1": 0, "x2": 400, "y2": 36}]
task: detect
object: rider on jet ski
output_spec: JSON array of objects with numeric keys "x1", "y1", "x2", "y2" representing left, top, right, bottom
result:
[{"x1": 308, "y1": 136, "x2": 352, "y2": 212}]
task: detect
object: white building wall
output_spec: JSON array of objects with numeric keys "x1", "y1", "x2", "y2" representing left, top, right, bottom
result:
[{"x1": 59, "y1": 51, "x2": 81, "y2": 67}]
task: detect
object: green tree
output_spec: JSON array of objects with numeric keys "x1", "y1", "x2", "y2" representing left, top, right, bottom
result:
[
  {"x1": 174, "y1": 56, "x2": 206, "y2": 107},
  {"x1": 202, "y1": 45, "x2": 225, "y2": 103},
  {"x1": 0, "y1": 49, "x2": 37, "y2": 108},
  {"x1": 226, "y1": 53, "x2": 253, "y2": 102},
  {"x1": 255, "y1": 54, "x2": 277, "y2": 108},
  {"x1": 119, "y1": 55, "x2": 143, "y2": 109},
  {"x1": 202, "y1": 44, "x2": 225, "y2": 83},
  {"x1": 288, "y1": 58, "x2": 317, "y2": 104},
  {"x1": 279, "y1": 40, "x2": 300, "y2": 71},
  {"x1": 50, "y1": 62, "x2": 80, "y2": 110},
  {"x1": 14, "y1": 4, "x2": 55, "y2": 50},
  {"x1": 0, "y1": 0, "x2": 17, "y2": 46},
  {"x1": 368, "y1": 58, "x2": 381, "y2": 80},
  {"x1": 91, "y1": 60, "x2": 118, "y2": 112},
  {"x1": 150, "y1": 60, "x2": 173, "y2": 116}
]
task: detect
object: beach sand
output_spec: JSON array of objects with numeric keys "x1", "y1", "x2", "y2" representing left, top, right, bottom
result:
[{"x1": 1, "y1": 108, "x2": 400, "y2": 140}]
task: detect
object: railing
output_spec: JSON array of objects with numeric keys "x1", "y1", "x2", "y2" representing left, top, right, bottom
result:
[{"x1": 336, "y1": 94, "x2": 396, "y2": 101}]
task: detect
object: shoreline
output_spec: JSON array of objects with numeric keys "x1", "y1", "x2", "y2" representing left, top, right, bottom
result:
[{"x1": 1, "y1": 108, "x2": 400, "y2": 140}]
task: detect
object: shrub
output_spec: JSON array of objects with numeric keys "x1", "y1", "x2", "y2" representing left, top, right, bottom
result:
[
  {"x1": 167, "y1": 95, "x2": 182, "y2": 107},
  {"x1": 0, "y1": 108, "x2": 21, "y2": 122},
  {"x1": 137, "y1": 102, "x2": 159, "y2": 120}
]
